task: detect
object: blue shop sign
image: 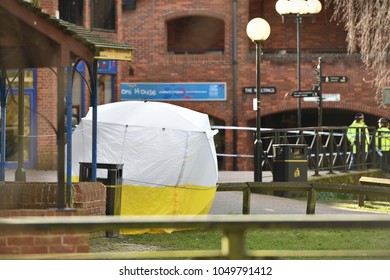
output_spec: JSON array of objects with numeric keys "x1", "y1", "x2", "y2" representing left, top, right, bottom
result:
[{"x1": 121, "y1": 82, "x2": 226, "y2": 101}]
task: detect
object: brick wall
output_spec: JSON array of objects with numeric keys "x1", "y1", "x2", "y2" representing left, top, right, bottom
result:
[
  {"x1": 0, "y1": 182, "x2": 57, "y2": 210},
  {"x1": 0, "y1": 182, "x2": 106, "y2": 213},
  {"x1": 72, "y1": 182, "x2": 107, "y2": 216},
  {"x1": 0, "y1": 182, "x2": 106, "y2": 255},
  {"x1": 119, "y1": 0, "x2": 389, "y2": 171},
  {"x1": 36, "y1": 69, "x2": 58, "y2": 169},
  {"x1": 33, "y1": 0, "x2": 389, "y2": 172},
  {"x1": 0, "y1": 209, "x2": 89, "y2": 255}
]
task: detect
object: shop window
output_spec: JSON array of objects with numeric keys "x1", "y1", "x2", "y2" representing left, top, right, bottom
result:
[
  {"x1": 98, "y1": 75, "x2": 113, "y2": 105},
  {"x1": 5, "y1": 70, "x2": 35, "y2": 165},
  {"x1": 6, "y1": 95, "x2": 31, "y2": 162},
  {"x1": 59, "y1": 0, "x2": 84, "y2": 26},
  {"x1": 167, "y1": 16, "x2": 224, "y2": 54},
  {"x1": 6, "y1": 69, "x2": 34, "y2": 89},
  {"x1": 123, "y1": 0, "x2": 136, "y2": 10},
  {"x1": 92, "y1": 0, "x2": 116, "y2": 31}
]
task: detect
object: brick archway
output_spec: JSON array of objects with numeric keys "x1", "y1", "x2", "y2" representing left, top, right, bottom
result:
[
  {"x1": 161, "y1": 10, "x2": 226, "y2": 22},
  {"x1": 262, "y1": 101, "x2": 390, "y2": 120}
]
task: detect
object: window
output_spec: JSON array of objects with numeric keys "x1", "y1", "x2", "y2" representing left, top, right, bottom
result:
[
  {"x1": 383, "y1": 88, "x2": 390, "y2": 105},
  {"x1": 98, "y1": 75, "x2": 113, "y2": 105},
  {"x1": 59, "y1": 0, "x2": 84, "y2": 26},
  {"x1": 5, "y1": 70, "x2": 36, "y2": 164},
  {"x1": 167, "y1": 16, "x2": 224, "y2": 54},
  {"x1": 92, "y1": 0, "x2": 116, "y2": 31},
  {"x1": 7, "y1": 69, "x2": 35, "y2": 88}
]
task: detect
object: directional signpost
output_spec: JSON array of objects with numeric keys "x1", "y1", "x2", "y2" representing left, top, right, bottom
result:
[
  {"x1": 291, "y1": 91, "x2": 318, "y2": 98},
  {"x1": 304, "y1": 93, "x2": 340, "y2": 102},
  {"x1": 320, "y1": 76, "x2": 348, "y2": 83},
  {"x1": 314, "y1": 57, "x2": 348, "y2": 127}
]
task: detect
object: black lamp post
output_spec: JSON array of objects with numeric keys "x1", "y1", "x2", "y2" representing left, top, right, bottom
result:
[
  {"x1": 246, "y1": 18, "x2": 271, "y2": 182},
  {"x1": 275, "y1": 0, "x2": 322, "y2": 128}
]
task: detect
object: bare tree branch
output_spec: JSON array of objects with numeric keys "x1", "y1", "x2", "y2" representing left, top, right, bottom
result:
[{"x1": 326, "y1": 0, "x2": 390, "y2": 104}]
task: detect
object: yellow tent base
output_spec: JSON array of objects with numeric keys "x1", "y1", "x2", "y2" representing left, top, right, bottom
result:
[{"x1": 119, "y1": 184, "x2": 217, "y2": 234}]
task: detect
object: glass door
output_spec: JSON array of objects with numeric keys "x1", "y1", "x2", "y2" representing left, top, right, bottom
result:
[{"x1": 5, "y1": 69, "x2": 37, "y2": 168}]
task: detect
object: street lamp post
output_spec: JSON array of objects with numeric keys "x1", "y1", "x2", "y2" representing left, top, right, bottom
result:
[
  {"x1": 246, "y1": 18, "x2": 271, "y2": 182},
  {"x1": 275, "y1": 0, "x2": 322, "y2": 128},
  {"x1": 316, "y1": 56, "x2": 323, "y2": 127}
]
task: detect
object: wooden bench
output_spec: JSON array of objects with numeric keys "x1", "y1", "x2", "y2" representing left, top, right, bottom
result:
[
  {"x1": 358, "y1": 176, "x2": 390, "y2": 206},
  {"x1": 359, "y1": 176, "x2": 390, "y2": 187}
]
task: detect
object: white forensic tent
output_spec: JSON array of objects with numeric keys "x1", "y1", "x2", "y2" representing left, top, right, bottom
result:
[{"x1": 70, "y1": 101, "x2": 218, "y2": 233}]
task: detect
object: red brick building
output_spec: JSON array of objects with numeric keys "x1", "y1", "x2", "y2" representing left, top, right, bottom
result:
[{"x1": 12, "y1": 0, "x2": 389, "y2": 171}]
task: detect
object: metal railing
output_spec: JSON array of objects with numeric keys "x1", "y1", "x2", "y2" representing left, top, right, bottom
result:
[
  {"x1": 1, "y1": 214, "x2": 390, "y2": 260},
  {"x1": 214, "y1": 126, "x2": 385, "y2": 174}
]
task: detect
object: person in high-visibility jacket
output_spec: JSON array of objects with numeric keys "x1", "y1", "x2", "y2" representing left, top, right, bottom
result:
[
  {"x1": 347, "y1": 113, "x2": 370, "y2": 170},
  {"x1": 375, "y1": 118, "x2": 390, "y2": 172}
]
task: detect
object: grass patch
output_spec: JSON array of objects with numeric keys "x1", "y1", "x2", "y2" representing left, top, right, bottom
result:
[
  {"x1": 316, "y1": 191, "x2": 354, "y2": 201},
  {"x1": 129, "y1": 230, "x2": 223, "y2": 250},
  {"x1": 127, "y1": 228, "x2": 390, "y2": 251},
  {"x1": 246, "y1": 228, "x2": 390, "y2": 251},
  {"x1": 323, "y1": 200, "x2": 390, "y2": 213},
  {"x1": 91, "y1": 227, "x2": 390, "y2": 259}
]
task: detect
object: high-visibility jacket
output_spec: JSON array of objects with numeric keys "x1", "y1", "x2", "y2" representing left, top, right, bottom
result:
[
  {"x1": 375, "y1": 127, "x2": 390, "y2": 151},
  {"x1": 347, "y1": 121, "x2": 370, "y2": 153}
]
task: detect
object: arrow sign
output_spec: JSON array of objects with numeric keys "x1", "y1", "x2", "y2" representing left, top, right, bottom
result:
[
  {"x1": 291, "y1": 91, "x2": 318, "y2": 98},
  {"x1": 304, "y1": 93, "x2": 340, "y2": 102},
  {"x1": 321, "y1": 76, "x2": 348, "y2": 83}
]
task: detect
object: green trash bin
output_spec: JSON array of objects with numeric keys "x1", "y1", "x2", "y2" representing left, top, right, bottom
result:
[{"x1": 272, "y1": 144, "x2": 308, "y2": 182}]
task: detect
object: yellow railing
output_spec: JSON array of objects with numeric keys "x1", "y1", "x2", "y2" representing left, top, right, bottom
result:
[{"x1": 1, "y1": 214, "x2": 390, "y2": 260}]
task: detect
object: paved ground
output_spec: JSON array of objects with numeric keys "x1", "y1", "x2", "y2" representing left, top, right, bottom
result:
[{"x1": 4, "y1": 168, "x2": 381, "y2": 215}]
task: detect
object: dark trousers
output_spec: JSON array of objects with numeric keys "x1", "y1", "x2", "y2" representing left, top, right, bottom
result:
[
  {"x1": 380, "y1": 151, "x2": 390, "y2": 172},
  {"x1": 349, "y1": 149, "x2": 366, "y2": 170}
]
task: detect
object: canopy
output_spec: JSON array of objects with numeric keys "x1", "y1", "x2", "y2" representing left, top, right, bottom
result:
[{"x1": 70, "y1": 101, "x2": 218, "y2": 233}]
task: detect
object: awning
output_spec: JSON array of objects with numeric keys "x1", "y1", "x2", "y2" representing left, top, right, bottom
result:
[{"x1": 0, "y1": 0, "x2": 134, "y2": 208}]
